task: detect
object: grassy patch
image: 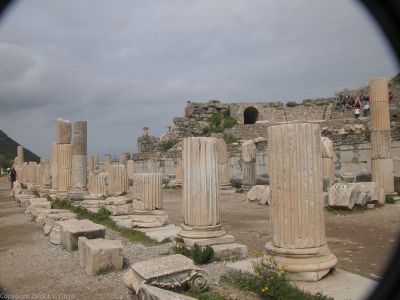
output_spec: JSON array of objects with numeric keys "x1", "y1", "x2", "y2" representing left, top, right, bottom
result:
[
  {"x1": 327, "y1": 205, "x2": 369, "y2": 215},
  {"x1": 386, "y1": 195, "x2": 396, "y2": 204},
  {"x1": 203, "y1": 112, "x2": 238, "y2": 135},
  {"x1": 32, "y1": 188, "x2": 40, "y2": 198},
  {"x1": 223, "y1": 259, "x2": 332, "y2": 300},
  {"x1": 159, "y1": 139, "x2": 177, "y2": 151},
  {"x1": 51, "y1": 198, "x2": 158, "y2": 246},
  {"x1": 286, "y1": 101, "x2": 299, "y2": 107},
  {"x1": 172, "y1": 243, "x2": 214, "y2": 265}
]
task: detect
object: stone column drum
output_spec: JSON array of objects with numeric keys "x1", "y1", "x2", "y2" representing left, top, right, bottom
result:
[
  {"x1": 57, "y1": 144, "x2": 73, "y2": 192},
  {"x1": 57, "y1": 118, "x2": 72, "y2": 144},
  {"x1": 127, "y1": 160, "x2": 135, "y2": 180},
  {"x1": 175, "y1": 160, "x2": 183, "y2": 187},
  {"x1": 179, "y1": 137, "x2": 225, "y2": 239},
  {"x1": 40, "y1": 159, "x2": 52, "y2": 189},
  {"x1": 216, "y1": 138, "x2": 231, "y2": 189},
  {"x1": 321, "y1": 137, "x2": 334, "y2": 187},
  {"x1": 88, "y1": 173, "x2": 106, "y2": 198},
  {"x1": 370, "y1": 77, "x2": 394, "y2": 194},
  {"x1": 107, "y1": 165, "x2": 128, "y2": 196},
  {"x1": 51, "y1": 143, "x2": 59, "y2": 190},
  {"x1": 242, "y1": 140, "x2": 256, "y2": 189},
  {"x1": 17, "y1": 145, "x2": 24, "y2": 166},
  {"x1": 131, "y1": 173, "x2": 163, "y2": 211},
  {"x1": 71, "y1": 121, "x2": 88, "y2": 193},
  {"x1": 264, "y1": 123, "x2": 337, "y2": 281}
]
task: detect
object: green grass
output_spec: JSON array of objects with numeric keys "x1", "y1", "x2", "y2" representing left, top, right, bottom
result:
[
  {"x1": 386, "y1": 195, "x2": 396, "y2": 204},
  {"x1": 32, "y1": 188, "x2": 40, "y2": 198},
  {"x1": 286, "y1": 101, "x2": 299, "y2": 107},
  {"x1": 171, "y1": 243, "x2": 214, "y2": 265},
  {"x1": 159, "y1": 139, "x2": 177, "y2": 151},
  {"x1": 222, "y1": 261, "x2": 333, "y2": 300},
  {"x1": 51, "y1": 198, "x2": 158, "y2": 246}
]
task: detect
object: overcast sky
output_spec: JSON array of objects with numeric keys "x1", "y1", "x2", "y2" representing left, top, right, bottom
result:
[{"x1": 0, "y1": 0, "x2": 398, "y2": 158}]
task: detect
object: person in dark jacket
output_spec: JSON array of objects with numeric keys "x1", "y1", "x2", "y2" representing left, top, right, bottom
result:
[{"x1": 9, "y1": 167, "x2": 16, "y2": 189}]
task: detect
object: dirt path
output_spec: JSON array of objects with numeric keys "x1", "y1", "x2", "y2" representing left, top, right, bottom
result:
[{"x1": 164, "y1": 188, "x2": 400, "y2": 280}]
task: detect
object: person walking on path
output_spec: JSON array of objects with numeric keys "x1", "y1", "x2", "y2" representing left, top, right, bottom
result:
[{"x1": 9, "y1": 167, "x2": 16, "y2": 190}]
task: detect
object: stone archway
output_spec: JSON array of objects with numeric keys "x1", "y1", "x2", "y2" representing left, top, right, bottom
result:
[{"x1": 243, "y1": 107, "x2": 259, "y2": 124}]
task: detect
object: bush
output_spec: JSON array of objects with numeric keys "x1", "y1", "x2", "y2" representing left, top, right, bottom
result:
[
  {"x1": 224, "y1": 258, "x2": 332, "y2": 300},
  {"x1": 286, "y1": 101, "x2": 298, "y2": 107},
  {"x1": 172, "y1": 243, "x2": 214, "y2": 265},
  {"x1": 386, "y1": 195, "x2": 396, "y2": 204},
  {"x1": 32, "y1": 188, "x2": 40, "y2": 198},
  {"x1": 159, "y1": 139, "x2": 176, "y2": 151},
  {"x1": 204, "y1": 112, "x2": 238, "y2": 135}
]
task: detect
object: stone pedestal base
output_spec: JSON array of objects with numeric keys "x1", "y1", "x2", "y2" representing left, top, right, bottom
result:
[
  {"x1": 49, "y1": 190, "x2": 70, "y2": 200},
  {"x1": 220, "y1": 182, "x2": 233, "y2": 190},
  {"x1": 132, "y1": 210, "x2": 168, "y2": 228},
  {"x1": 69, "y1": 189, "x2": 88, "y2": 200},
  {"x1": 264, "y1": 241, "x2": 337, "y2": 282},
  {"x1": 179, "y1": 223, "x2": 226, "y2": 239}
]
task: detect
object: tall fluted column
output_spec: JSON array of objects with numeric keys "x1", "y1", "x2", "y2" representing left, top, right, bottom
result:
[
  {"x1": 264, "y1": 123, "x2": 337, "y2": 281},
  {"x1": 127, "y1": 160, "x2": 135, "y2": 180},
  {"x1": 321, "y1": 137, "x2": 334, "y2": 187},
  {"x1": 40, "y1": 158, "x2": 51, "y2": 189},
  {"x1": 216, "y1": 138, "x2": 231, "y2": 189},
  {"x1": 71, "y1": 121, "x2": 87, "y2": 195},
  {"x1": 179, "y1": 137, "x2": 225, "y2": 239},
  {"x1": 57, "y1": 118, "x2": 72, "y2": 144},
  {"x1": 57, "y1": 144, "x2": 73, "y2": 192},
  {"x1": 51, "y1": 143, "x2": 59, "y2": 190},
  {"x1": 370, "y1": 77, "x2": 394, "y2": 194},
  {"x1": 107, "y1": 164, "x2": 128, "y2": 196},
  {"x1": 242, "y1": 140, "x2": 256, "y2": 190}
]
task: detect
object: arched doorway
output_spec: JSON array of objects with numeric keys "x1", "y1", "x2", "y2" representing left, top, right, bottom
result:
[{"x1": 243, "y1": 107, "x2": 259, "y2": 124}]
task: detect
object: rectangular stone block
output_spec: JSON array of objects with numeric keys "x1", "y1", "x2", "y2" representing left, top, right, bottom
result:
[
  {"x1": 211, "y1": 243, "x2": 248, "y2": 259},
  {"x1": 105, "y1": 204, "x2": 133, "y2": 216},
  {"x1": 56, "y1": 219, "x2": 106, "y2": 251},
  {"x1": 78, "y1": 237, "x2": 123, "y2": 275}
]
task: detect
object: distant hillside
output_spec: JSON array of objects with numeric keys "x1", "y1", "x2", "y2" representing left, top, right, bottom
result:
[{"x1": 0, "y1": 130, "x2": 40, "y2": 168}]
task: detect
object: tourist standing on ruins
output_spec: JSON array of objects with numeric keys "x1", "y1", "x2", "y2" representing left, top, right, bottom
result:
[
  {"x1": 354, "y1": 108, "x2": 360, "y2": 119},
  {"x1": 363, "y1": 103, "x2": 370, "y2": 116},
  {"x1": 9, "y1": 166, "x2": 16, "y2": 189}
]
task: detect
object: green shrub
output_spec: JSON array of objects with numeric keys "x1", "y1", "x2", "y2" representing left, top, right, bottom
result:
[
  {"x1": 386, "y1": 195, "x2": 396, "y2": 204},
  {"x1": 224, "y1": 259, "x2": 332, "y2": 300},
  {"x1": 159, "y1": 139, "x2": 177, "y2": 151},
  {"x1": 286, "y1": 101, "x2": 298, "y2": 107},
  {"x1": 232, "y1": 181, "x2": 242, "y2": 189},
  {"x1": 172, "y1": 243, "x2": 214, "y2": 265},
  {"x1": 204, "y1": 112, "x2": 238, "y2": 135},
  {"x1": 32, "y1": 188, "x2": 40, "y2": 198},
  {"x1": 192, "y1": 244, "x2": 214, "y2": 265}
]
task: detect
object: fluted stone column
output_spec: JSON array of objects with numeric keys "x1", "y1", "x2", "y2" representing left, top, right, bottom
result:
[
  {"x1": 107, "y1": 164, "x2": 128, "y2": 196},
  {"x1": 93, "y1": 153, "x2": 99, "y2": 171},
  {"x1": 175, "y1": 160, "x2": 183, "y2": 187},
  {"x1": 131, "y1": 173, "x2": 163, "y2": 211},
  {"x1": 264, "y1": 123, "x2": 337, "y2": 281},
  {"x1": 57, "y1": 144, "x2": 73, "y2": 192},
  {"x1": 57, "y1": 118, "x2": 72, "y2": 144},
  {"x1": 40, "y1": 159, "x2": 51, "y2": 189},
  {"x1": 17, "y1": 146, "x2": 24, "y2": 166},
  {"x1": 242, "y1": 140, "x2": 256, "y2": 190},
  {"x1": 88, "y1": 156, "x2": 95, "y2": 177},
  {"x1": 51, "y1": 143, "x2": 59, "y2": 190},
  {"x1": 26, "y1": 162, "x2": 37, "y2": 185},
  {"x1": 147, "y1": 159, "x2": 156, "y2": 173},
  {"x1": 179, "y1": 137, "x2": 225, "y2": 239},
  {"x1": 216, "y1": 138, "x2": 231, "y2": 189},
  {"x1": 71, "y1": 121, "x2": 87, "y2": 196},
  {"x1": 87, "y1": 173, "x2": 106, "y2": 198},
  {"x1": 127, "y1": 160, "x2": 135, "y2": 180},
  {"x1": 321, "y1": 137, "x2": 334, "y2": 187},
  {"x1": 370, "y1": 77, "x2": 394, "y2": 194}
]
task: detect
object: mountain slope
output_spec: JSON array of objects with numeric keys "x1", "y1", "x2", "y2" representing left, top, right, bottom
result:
[{"x1": 0, "y1": 130, "x2": 40, "y2": 168}]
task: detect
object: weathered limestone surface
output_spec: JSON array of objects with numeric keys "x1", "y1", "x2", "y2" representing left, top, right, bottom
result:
[
  {"x1": 56, "y1": 118, "x2": 72, "y2": 144},
  {"x1": 147, "y1": 159, "x2": 156, "y2": 173},
  {"x1": 56, "y1": 219, "x2": 106, "y2": 251},
  {"x1": 370, "y1": 77, "x2": 394, "y2": 194},
  {"x1": 92, "y1": 153, "x2": 99, "y2": 171},
  {"x1": 71, "y1": 121, "x2": 87, "y2": 193},
  {"x1": 264, "y1": 123, "x2": 337, "y2": 281},
  {"x1": 57, "y1": 144, "x2": 73, "y2": 191},
  {"x1": 123, "y1": 254, "x2": 208, "y2": 293},
  {"x1": 321, "y1": 137, "x2": 334, "y2": 186},
  {"x1": 51, "y1": 143, "x2": 59, "y2": 190},
  {"x1": 179, "y1": 137, "x2": 224, "y2": 239},
  {"x1": 247, "y1": 185, "x2": 270, "y2": 205},
  {"x1": 216, "y1": 138, "x2": 231, "y2": 188},
  {"x1": 360, "y1": 182, "x2": 385, "y2": 205},
  {"x1": 175, "y1": 160, "x2": 183, "y2": 187},
  {"x1": 137, "y1": 284, "x2": 196, "y2": 300},
  {"x1": 132, "y1": 210, "x2": 168, "y2": 228},
  {"x1": 131, "y1": 173, "x2": 162, "y2": 211},
  {"x1": 88, "y1": 156, "x2": 95, "y2": 177},
  {"x1": 127, "y1": 160, "x2": 135, "y2": 180},
  {"x1": 78, "y1": 237, "x2": 123, "y2": 275},
  {"x1": 17, "y1": 146, "x2": 24, "y2": 166},
  {"x1": 107, "y1": 165, "x2": 128, "y2": 196},
  {"x1": 328, "y1": 183, "x2": 368, "y2": 209},
  {"x1": 39, "y1": 159, "x2": 51, "y2": 188},
  {"x1": 87, "y1": 173, "x2": 106, "y2": 198},
  {"x1": 105, "y1": 196, "x2": 133, "y2": 216},
  {"x1": 241, "y1": 140, "x2": 256, "y2": 188},
  {"x1": 72, "y1": 121, "x2": 87, "y2": 155}
]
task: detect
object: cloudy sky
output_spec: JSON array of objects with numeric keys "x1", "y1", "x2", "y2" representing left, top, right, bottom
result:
[{"x1": 0, "y1": 0, "x2": 398, "y2": 158}]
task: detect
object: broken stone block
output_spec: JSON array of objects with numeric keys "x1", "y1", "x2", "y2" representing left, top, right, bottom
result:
[
  {"x1": 123, "y1": 254, "x2": 208, "y2": 294},
  {"x1": 211, "y1": 243, "x2": 248, "y2": 259},
  {"x1": 328, "y1": 183, "x2": 368, "y2": 210},
  {"x1": 132, "y1": 210, "x2": 168, "y2": 228},
  {"x1": 105, "y1": 204, "x2": 133, "y2": 216},
  {"x1": 247, "y1": 185, "x2": 270, "y2": 205},
  {"x1": 111, "y1": 215, "x2": 133, "y2": 228},
  {"x1": 105, "y1": 195, "x2": 132, "y2": 205},
  {"x1": 138, "y1": 284, "x2": 196, "y2": 300},
  {"x1": 56, "y1": 219, "x2": 106, "y2": 251},
  {"x1": 25, "y1": 198, "x2": 51, "y2": 214},
  {"x1": 49, "y1": 225, "x2": 62, "y2": 245},
  {"x1": 42, "y1": 210, "x2": 77, "y2": 236},
  {"x1": 360, "y1": 182, "x2": 385, "y2": 205},
  {"x1": 342, "y1": 173, "x2": 356, "y2": 183},
  {"x1": 78, "y1": 237, "x2": 123, "y2": 275}
]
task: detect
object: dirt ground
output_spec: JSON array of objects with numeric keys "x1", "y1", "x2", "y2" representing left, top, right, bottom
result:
[{"x1": 1, "y1": 175, "x2": 400, "y2": 300}]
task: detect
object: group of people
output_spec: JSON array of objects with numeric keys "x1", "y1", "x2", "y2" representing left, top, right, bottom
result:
[{"x1": 335, "y1": 93, "x2": 370, "y2": 119}]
